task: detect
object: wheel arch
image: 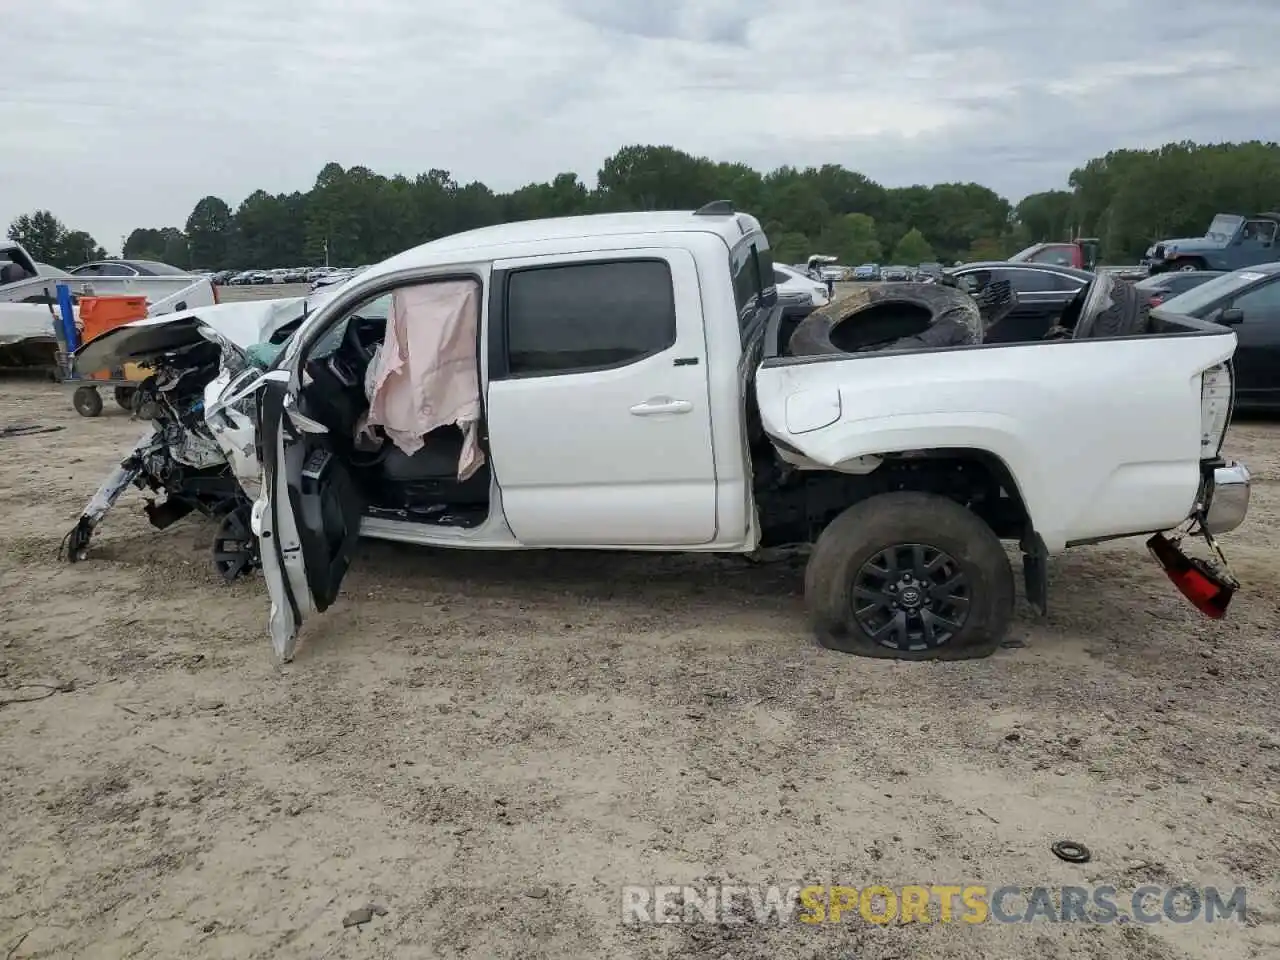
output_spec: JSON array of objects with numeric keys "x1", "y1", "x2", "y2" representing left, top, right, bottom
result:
[{"x1": 778, "y1": 420, "x2": 1044, "y2": 537}]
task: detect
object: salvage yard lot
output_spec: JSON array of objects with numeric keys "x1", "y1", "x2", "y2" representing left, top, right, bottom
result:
[{"x1": 1, "y1": 306, "x2": 1279, "y2": 958}]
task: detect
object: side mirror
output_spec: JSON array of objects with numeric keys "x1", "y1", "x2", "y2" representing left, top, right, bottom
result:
[{"x1": 1219, "y1": 307, "x2": 1244, "y2": 325}]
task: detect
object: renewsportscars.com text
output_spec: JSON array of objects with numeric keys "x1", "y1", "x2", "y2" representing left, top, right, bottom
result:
[{"x1": 621, "y1": 884, "x2": 1247, "y2": 925}]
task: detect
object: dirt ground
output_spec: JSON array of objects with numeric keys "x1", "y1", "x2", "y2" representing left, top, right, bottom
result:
[{"x1": 1, "y1": 333, "x2": 1278, "y2": 958}]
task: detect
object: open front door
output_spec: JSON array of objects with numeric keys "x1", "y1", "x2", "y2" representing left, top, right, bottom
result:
[{"x1": 254, "y1": 372, "x2": 365, "y2": 661}]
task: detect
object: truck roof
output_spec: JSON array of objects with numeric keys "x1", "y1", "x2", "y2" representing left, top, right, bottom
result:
[{"x1": 369, "y1": 210, "x2": 764, "y2": 278}]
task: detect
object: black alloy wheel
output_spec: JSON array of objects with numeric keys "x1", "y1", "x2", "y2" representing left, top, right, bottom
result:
[
  {"x1": 212, "y1": 507, "x2": 260, "y2": 582},
  {"x1": 851, "y1": 543, "x2": 970, "y2": 651}
]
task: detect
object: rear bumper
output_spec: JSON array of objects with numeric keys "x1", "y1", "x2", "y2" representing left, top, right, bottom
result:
[{"x1": 1203, "y1": 460, "x2": 1250, "y2": 534}]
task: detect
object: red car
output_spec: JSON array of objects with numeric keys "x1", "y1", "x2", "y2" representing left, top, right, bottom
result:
[{"x1": 1008, "y1": 239, "x2": 1101, "y2": 271}]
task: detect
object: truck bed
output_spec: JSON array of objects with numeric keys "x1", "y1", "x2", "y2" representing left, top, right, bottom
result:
[{"x1": 753, "y1": 308, "x2": 1236, "y2": 553}]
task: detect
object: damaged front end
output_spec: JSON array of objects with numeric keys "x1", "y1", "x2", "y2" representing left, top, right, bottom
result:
[{"x1": 62, "y1": 337, "x2": 263, "y2": 581}]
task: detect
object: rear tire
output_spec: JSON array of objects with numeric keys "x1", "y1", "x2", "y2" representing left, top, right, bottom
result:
[
  {"x1": 113, "y1": 386, "x2": 136, "y2": 411},
  {"x1": 805, "y1": 492, "x2": 1014, "y2": 660}
]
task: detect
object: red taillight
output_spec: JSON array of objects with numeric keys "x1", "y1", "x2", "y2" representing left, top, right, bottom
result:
[
  {"x1": 1148, "y1": 296, "x2": 1163, "y2": 307},
  {"x1": 1147, "y1": 533, "x2": 1234, "y2": 618}
]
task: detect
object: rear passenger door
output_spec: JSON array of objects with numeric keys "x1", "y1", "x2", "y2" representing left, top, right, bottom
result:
[{"x1": 484, "y1": 249, "x2": 718, "y2": 546}]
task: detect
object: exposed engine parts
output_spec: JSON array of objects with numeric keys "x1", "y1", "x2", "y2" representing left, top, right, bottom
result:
[{"x1": 61, "y1": 344, "x2": 259, "y2": 580}]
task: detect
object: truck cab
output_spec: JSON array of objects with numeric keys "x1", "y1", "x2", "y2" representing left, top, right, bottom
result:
[{"x1": 1143, "y1": 213, "x2": 1280, "y2": 273}]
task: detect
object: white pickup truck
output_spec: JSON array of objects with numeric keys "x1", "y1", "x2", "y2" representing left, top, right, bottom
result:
[{"x1": 67, "y1": 208, "x2": 1252, "y2": 663}]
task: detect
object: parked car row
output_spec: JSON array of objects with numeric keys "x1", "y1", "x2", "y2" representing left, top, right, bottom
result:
[
  {"x1": 799, "y1": 262, "x2": 946, "y2": 283},
  {"x1": 206, "y1": 266, "x2": 367, "y2": 286}
]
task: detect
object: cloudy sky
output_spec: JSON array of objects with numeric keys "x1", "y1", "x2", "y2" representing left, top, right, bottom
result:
[{"x1": 3, "y1": 0, "x2": 1277, "y2": 253}]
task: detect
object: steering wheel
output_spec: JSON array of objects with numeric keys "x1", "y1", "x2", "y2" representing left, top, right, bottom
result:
[{"x1": 343, "y1": 316, "x2": 379, "y2": 366}]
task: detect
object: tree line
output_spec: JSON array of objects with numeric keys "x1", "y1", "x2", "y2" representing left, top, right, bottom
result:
[{"x1": 9, "y1": 140, "x2": 1280, "y2": 271}]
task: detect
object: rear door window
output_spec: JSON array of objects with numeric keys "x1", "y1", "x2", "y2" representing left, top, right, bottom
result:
[{"x1": 504, "y1": 259, "x2": 676, "y2": 376}]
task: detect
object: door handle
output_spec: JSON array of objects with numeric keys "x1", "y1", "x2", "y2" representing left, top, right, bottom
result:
[{"x1": 630, "y1": 397, "x2": 693, "y2": 416}]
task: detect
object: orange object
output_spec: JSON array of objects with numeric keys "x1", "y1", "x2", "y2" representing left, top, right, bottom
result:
[
  {"x1": 77, "y1": 296, "x2": 150, "y2": 382},
  {"x1": 78, "y1": 295, "x2": 148, "y2": 343}
]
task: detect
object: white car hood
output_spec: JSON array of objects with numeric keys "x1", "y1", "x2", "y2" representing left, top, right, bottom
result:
[{"x1": 72, "y1": 296, "x2": 310, "y2": 375}]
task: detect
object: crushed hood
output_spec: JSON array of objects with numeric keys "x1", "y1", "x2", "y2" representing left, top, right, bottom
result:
[{"x1": 71, "y1": 296, "x2": 312, "y2": 376}]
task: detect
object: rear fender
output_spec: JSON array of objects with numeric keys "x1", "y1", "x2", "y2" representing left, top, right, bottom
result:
[
  {"x1": 764, "y1": 402, "x2": 1040, "y2": 527},
  {"x1": 755, "y1": 331, "x2": 1237, "y2": 552}
]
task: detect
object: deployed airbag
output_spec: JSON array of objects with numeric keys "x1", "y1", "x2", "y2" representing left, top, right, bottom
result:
[{"x1": 364, "y1": 280, "x2": 484, "y2": 480}]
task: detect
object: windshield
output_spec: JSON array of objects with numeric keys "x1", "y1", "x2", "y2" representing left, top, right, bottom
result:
[
  {"x1": 1158, "y1": 269, "x2": 1265, "y2": 314},
  {"x1": 1009, "y1": 244, "x2": 1045, "y2": 262},
  {"x1": 1204, "y1": 215, "x2": 1243, "y2": 242}
]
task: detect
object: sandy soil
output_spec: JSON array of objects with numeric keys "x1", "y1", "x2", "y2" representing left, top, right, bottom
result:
[{"x1": 1, "y1": 352, "x2": 1278, "y2": 958}]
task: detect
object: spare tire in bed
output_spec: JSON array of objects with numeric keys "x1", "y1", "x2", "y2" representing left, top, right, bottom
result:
[
  {"x1": 1071, "y1": 273, "x2": 1151, "y2": 339},
  {"x1": 787, "y1": 282, "x2": 983, "y2": 357}
]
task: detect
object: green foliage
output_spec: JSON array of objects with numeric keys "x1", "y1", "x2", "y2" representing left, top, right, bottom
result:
[
  {"x1": 1066, "y1": 141, "x2": 1280, "y2": 260},
  {"x1": 965, "y1": 237, "x2": 1007, "y2": 262},
  {"x1": 123, "y1": 226, "x2": 188, "y2": 268},
  {"x1": 891, "y1": 228, "x2": 935, "y2": 265},
  {"x1": 185, "y1": 196, "x2": 233, "y2": 269},
  {"x1": 817, "y1": 213, "x2": 882, "y2": 264},
  {"x1": 7, "y1": 210, "x2": 107, "y2": 267},
  {"x1": 104, "y1": 140, "x2": 1280, "y2": 271},
  {"x1": 771, "y1": 232, "x2": 811, "y2": 264},
  {"x1": 1014, "y1": 190, "x2": 1074, "y2": 247}
]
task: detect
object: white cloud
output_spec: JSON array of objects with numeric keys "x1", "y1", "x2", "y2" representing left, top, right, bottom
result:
[{"x1": 1, "y1": 0, "x2": 1276, "y2": 252}]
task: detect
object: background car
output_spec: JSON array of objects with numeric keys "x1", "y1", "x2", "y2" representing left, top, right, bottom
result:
[
  {"x1": 1155, "y1": 263, "x2": 1280, "y2": 410},
  {"x1": 852, "y1": 263, "x2": 880, "y2": 281},
  {"x1": 70, "y1": 259, "x2": 190, "y2": 277},
  {"x1": 881, "y1": 265, "x2": 912, "y2": 281},
  {"x1": 947, "y1": 261, "x2": 1092, "y2": 342},
  {"x1": 1134, "y1": 270, "x2": 1225, "y2": 308},
  {"x1": 310, "y1": 270, "x2": 352, "y2": 291},
  {"x1": 773, "y1": 263, "x2": 831, "y2": 307}
]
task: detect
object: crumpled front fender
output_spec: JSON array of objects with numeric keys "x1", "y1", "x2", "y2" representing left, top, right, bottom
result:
[{"x1": 204, "y1": 366, "x2": 264, "y2": 501}]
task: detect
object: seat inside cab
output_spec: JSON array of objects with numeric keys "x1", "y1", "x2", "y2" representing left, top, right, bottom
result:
[{"x1": 296, "y1": 279, "x2": 490, "y2": 529}]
